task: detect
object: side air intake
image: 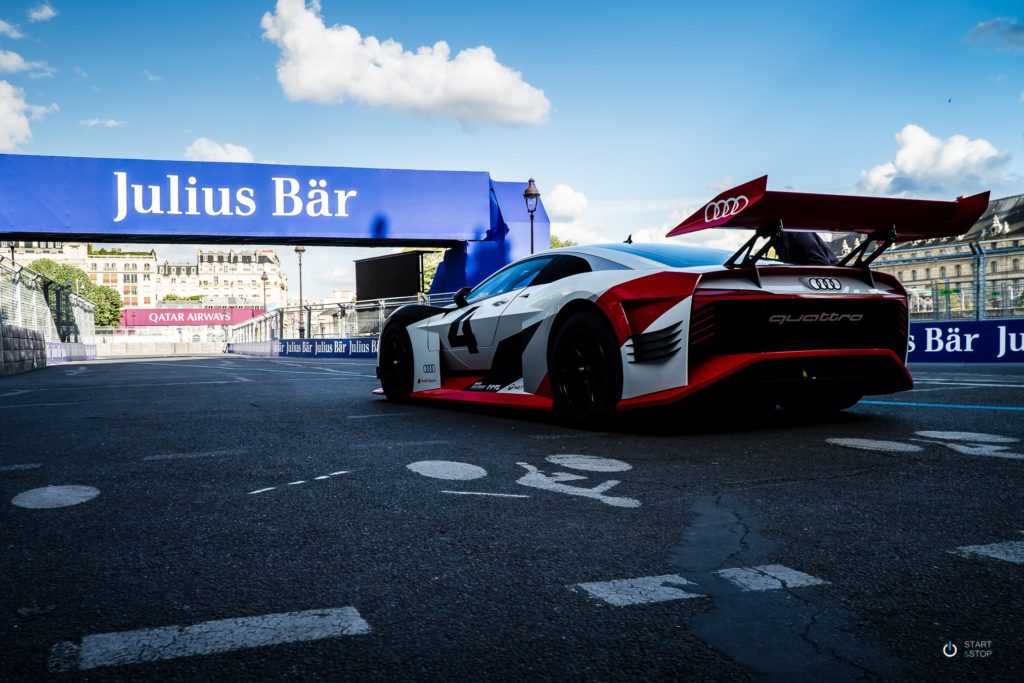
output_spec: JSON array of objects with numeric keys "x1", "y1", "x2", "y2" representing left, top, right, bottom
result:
[{"x1": 627, "y1": 321, "x2": 682, "y2": 363}]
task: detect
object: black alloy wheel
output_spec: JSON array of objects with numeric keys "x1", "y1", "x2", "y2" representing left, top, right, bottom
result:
[
  {"x1": 379, "y1": 325, "x2": 414, "y2": 402},
  {"x1": 550, "y1": 310, "x2": 623, "y2": 424}
]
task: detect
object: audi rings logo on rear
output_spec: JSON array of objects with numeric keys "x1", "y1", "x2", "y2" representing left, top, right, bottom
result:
[
  {"x1": 803, "y1": 277, "x2": 842, "y2": 291},
  {"x1": 422, "y1": 363, "x2": 437, "y2": 373},
  {"x1": 704, "y1": 194, "x2": 749, "y2": 222}
]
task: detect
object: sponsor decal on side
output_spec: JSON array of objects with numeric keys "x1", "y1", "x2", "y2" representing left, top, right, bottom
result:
[{"x1": 908, "y1": 321, "x2": 1024, "y2": 362}]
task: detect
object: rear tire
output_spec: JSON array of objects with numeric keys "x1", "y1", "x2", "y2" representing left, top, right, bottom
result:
[
  {"x1": 379, "y1": 325, "x2": 414, "y2": 402},
  {"x1": 549, "y1": 310, "x2": 623, "y2": 425}
]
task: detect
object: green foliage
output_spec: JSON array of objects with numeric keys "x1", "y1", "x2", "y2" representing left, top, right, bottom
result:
[
  {"x1": 550, "y1": 235, "x2": 578, "y2": 249},
  {"x1": 29, "y1": 258, "x2": 123, "y2": 326},
  {"x1": 87, "y1": 245, "x2": 154, "y2": 257},
  {"x1": 402, "y1": 248, "x2": 446, "y2": 294},
  {"x1": 163, "y1": 293, "x2": 203, "y2": 301}
]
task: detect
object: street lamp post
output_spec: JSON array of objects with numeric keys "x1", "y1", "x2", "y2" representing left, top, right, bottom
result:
[
  {"x1": 294, "y1": 245, "x2": 306, "y2": 338},
  {"x1": 523, "y1": 178, "x2": 541, "y2": 254},
  {"x1": 261, "y1": 271, "x2": 269, "y2": 311}
]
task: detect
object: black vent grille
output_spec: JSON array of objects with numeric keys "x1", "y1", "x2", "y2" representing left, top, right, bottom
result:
[
  {"x1": 628, "y1": 321, "x2": 683, "y2": 363},
  {"x1": 688, "y1": 298, "x2": 907, "y2": 365}
]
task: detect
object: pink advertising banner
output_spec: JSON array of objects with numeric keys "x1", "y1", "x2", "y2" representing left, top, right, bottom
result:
[{"x1": 121, "y1": 308, "x2": 263, "y2": 327}]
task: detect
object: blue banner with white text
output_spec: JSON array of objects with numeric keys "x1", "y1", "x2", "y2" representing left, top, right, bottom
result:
[
  {"x1": 278, "y1": 338, "x2": 378, "y2": 358},
  {"x1": 0, "y1": 154, "x2": 491, "y2": 243},
  {"x1": 908, "y1": 320, "x2": 1024, "y2": 362}
]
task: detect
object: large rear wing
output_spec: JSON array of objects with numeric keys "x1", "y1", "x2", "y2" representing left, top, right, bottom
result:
[{"x1": 667, "y1": 175, "x2": 989, "y2": 286}]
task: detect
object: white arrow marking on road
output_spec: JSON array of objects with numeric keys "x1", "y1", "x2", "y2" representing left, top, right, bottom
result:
[
  {"x1": 574, "y1": 575, "x2": 705, "y2": 606},
  {"x1": 408, "y1": 461, "x2": 488, "y2": 480},
  {"x1": 714, "y1": 565, "x2": 830, "y2": 592},
  {"x1": 48, "y1": 606, "x2": 370, "y2": 672},
  {"x1": 545, "y1": 454, "x2": 632, "y2": 472},
  {"x1": 826, "y1": 438, "x2": 923, "y2": 453},
  {"x1": 951, "y1": 539, "x2": 1024, "y2": 564},
  {"x1": 915, "y1": 431, "x2": 1017, "y2": 443}
]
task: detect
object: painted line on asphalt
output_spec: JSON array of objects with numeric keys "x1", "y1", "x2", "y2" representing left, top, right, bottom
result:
[
  {"x1": 248, "y1": 471, "x2": 349, "y2": 495},
  {"x1": 346, "y1": 413, "x2": 415, "y2": 419},
  {"x1": 860, "y1": 401, "x2": 1024, "y2": 412},
  {"x1": 950, "y1": 537, "x2": 1024, "y2": 564},
  {"x1": 0, "y1": 376, "x2": 373, "y2": 395},
  {"x1": 48, "y1": 606, "x2": 370, "y2": 672},
  {"x1": 0, "y1": 399, "x2": 138, "y2": 409},
  {"x1": 143, "y1": 450, "x2": 243, "y2": 462},
  {"x1": 0, "y1": 463, "x2": 42, "y2": 471},
  {"x1": 440, "y1": 491, "x2": 530, "y2": 498},
  {"x1": 350, "y1": 440, "x2": 450, "y2": 448},
  {"x1": 714, "y1": 565, "x2": 830, "y2": 592},
  {"x1": 574, "y1": 575, "x2": 706, "y2": 606}
]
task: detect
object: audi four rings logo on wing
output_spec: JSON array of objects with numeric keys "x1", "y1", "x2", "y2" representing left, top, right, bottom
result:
[
  {"x1": 422, "y1": 363, "x2": 437, "y2": 373},
  {"x1": 704, "y1": 194, "x2": 749, "y2": 222},
  {"x1": 804, "y1": 277, "x2": 842, "y2": 291}
]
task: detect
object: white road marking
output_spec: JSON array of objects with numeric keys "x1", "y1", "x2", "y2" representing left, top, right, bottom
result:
[
  {"x1": 143, "y1": 450, "x2": 241, "y2": 462},
  {"x1": 346, "y1": 413, "x2": 415, "y2": 419},
  {"x1": 545, "y1": 454, "x2": 631, "y2": 472},
  {"x1": 532, "y1": 433, "x2": 610, "y2": 440},
  {"x1": 328, "y1": 471, "x2": 349, "y2": 476},
  {"x1": 714, "y1": 565, "x2": 830, "y2": 592},
  {"x1": 287, "y1": 480, "x2": 307, "y2": 486},
  {"x1": 64, "y1": 367, "x2": 88, "y2": 377},
  {"x1": 441, "y1": 491, "x2": 530, "y2": 498},
  {"x1": 249, "y1": 471, "x2": 348, "y2": 494},
  {"x1": 0, "y1": 463, "x2": 42, "y2": 471},
  {"x1": 0, "y1": 389, "x2": 32, "y2": 398},
  {"x1": 12, "y1": 485, "x2": 100, "y2": 509},
  {"x1": 914, "y1": 431, "x2": 1017, "y2": 443},
  {"x1": 48, "y1": 606, "x2": 370, "y2": 672},
  {"x1": 0, "y1": 399, "x2": 138, "y2": 409},
  {"x1": 826, "y1": 438, "x2": 923, "y2": 453},
  {"x1": 315, "y1": 475, "x2": 331, "y2": 480},
  {"x1": 248, "y1": 487, "x2": 276, "y2": 495},
  {"x1": 407, "y1": 461, "x2": 488, "y2": 480},
  {"x1": 951, "y1": 538, "x2": 1024, "y2": 564},
  {"x1": 574, "y1": 575, "x2": 705, "y2": 606},
  {"x1": 351, "y1": 440, "x2": 450, "y2": 449},
  {"x1": 516, "y1": 462, "x2": 640, "y2": 508}
]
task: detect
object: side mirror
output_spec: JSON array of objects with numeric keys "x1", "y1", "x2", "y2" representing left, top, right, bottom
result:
[{"x1": 454, "y1": 287, "x2": 471, "y2": 308}]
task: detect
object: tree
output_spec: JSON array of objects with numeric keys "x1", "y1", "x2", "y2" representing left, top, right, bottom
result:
[
  {"x1": 550, "y1": 235, "x2": 578, "y2": 249},
  {"x1": 402, "y1": 248, "x2": 446, "y2": 295},
  {"x1": 29, "y1": 258, "x2": 123, "y2": 326}
]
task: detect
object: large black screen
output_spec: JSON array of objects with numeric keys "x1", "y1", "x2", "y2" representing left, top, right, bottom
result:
[{"x1": 355, "y1": 251, "x2": 423, "y2": 301}]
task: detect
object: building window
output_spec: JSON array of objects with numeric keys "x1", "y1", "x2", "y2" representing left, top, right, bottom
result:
[
  {"x1": 1014, "y1": 259, "x2": 1020, "y2": 272},
  {"x1": 955, "y1": 265, "x2": 962, "y2": 277},
  {"x1": 144, "y1": 297, "x2": 151, "y2": 304},
  {"x1": 925, "y1": 267, "x2": 931, "y2": 279},
  {"x1": 992, "y1": 261, "x2": 999, "y2": 273},
  {"x1": 939, "y1": 266, "x2": 946, "y2": 278},
  {"x1": 911, "y1": 269, "x2": 917, "y2": 280}
]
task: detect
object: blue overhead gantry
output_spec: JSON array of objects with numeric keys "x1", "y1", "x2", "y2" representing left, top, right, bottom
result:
[{"x1": 0, "y1": 154, "x2": 549, "y2": 293}]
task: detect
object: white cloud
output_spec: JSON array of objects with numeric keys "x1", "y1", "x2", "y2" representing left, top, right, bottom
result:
[
  {"x1": 79, "y1": 118, "x2": 126, "y2": 128},
  {"x1": 260, "y1": 0, "x2": 550, "y2": 126},
  {"x1": 0, "y1": 48, "x2": 54, "y2": 78},
  {"x1": 72, "y1": 66, "x2": 88, "y2": 78},
  {"x1": 143, "y1": 69, "x2": 161, "y2": 82},
  {"x1": 858, "y1": 124, "x2": 1011, "y2": 196},
  {"x1": 545, "y1": 184, "x2": 588, "y2": 222},
  {"x1": 0, "y1": 19, "x2": 24, "y2": 39},
  {"x1": 184, "y1": 137, "x2": 255, "y2": 163},
  {"x1": 0, "y1": 79, "x2": 56, "y2": 151},
  {"x1": 28, "y1": 3, "x2": 57, "y2": 22}
]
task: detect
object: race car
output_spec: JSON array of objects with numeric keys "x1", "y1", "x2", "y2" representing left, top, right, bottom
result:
[{"x1": 376, "y1": 176, "x2": 989, "y2": 423}]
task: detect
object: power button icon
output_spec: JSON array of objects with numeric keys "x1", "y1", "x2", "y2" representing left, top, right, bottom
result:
[{"x1": 943, "y1": 641, "x2": 958, "y2": 658}]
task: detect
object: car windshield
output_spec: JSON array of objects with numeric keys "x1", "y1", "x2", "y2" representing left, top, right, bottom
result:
[{"x1": 467, "y1": 256, "x2": 553, "y2": 302}]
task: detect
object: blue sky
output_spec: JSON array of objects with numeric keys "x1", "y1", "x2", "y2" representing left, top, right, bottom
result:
[{"x1": 2, "y1": 0, "x2": 1023, "y2": 297}]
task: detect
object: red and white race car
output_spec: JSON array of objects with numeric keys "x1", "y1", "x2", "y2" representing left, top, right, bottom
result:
[{"x1": 376, "y1": 176, "x2": 988, "y2": 423}]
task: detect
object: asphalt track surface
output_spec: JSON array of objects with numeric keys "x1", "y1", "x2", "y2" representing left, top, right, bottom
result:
[{"x1": 1, "y1": 356, "x2": 1022, "y2": 681}]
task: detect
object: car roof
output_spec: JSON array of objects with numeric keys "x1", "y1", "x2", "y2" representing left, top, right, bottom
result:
[{"x1": 562, "y1": 243, "x2": 732, "y2": 269}]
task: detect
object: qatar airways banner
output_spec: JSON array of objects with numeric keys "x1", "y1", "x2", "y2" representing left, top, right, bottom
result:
[
  {"x1": 121, "y1": 308, "x2": 261, "y2": 327},
  {"x1": 0, "y1": 154, "x2": 491, "y2": 242}
]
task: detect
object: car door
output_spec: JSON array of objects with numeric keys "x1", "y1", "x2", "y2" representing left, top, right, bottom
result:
[{"x1": 428, "y1": 256, "x2": 555, "y2": 371}]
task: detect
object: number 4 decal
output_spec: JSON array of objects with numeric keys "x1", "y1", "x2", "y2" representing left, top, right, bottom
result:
[{"x1": 448, "y1": 306, "x2": 480, "y2": 353}]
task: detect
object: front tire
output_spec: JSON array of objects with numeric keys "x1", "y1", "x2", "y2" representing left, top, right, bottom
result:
[
  {"x1": 379, "y1": 325, "x2": 414, "y2": 402},
  {"x1": 549, "y1": 310, "x2": 623, "y2": 425}
]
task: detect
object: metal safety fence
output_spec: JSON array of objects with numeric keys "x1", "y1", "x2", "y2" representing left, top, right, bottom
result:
[
  {"x1": 229, "y1": 293, "x2": 455, "y2": 342},
  {"x1": 0, "y1": 254, "x2": 96, "y2": 345},
  {"x1": 906, "y1": 277, "x2": 1024, "y2": 322}
]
